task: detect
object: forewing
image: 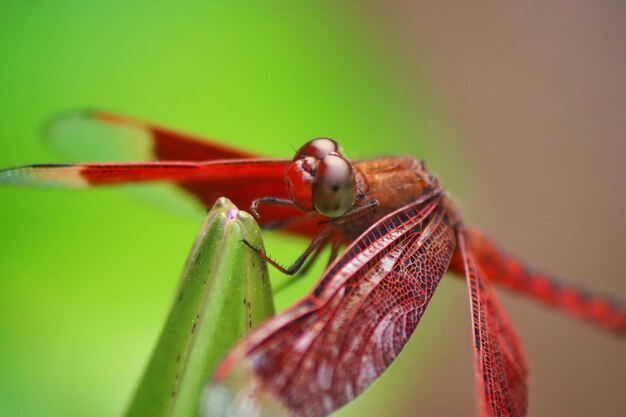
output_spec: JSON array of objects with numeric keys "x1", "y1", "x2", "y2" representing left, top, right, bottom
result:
[
  {"x1": 207, "y1": 194, "x2": 456, "y2": 417},
  {"x1": 3, "y1": 110, "x2": 322, "y2": 235},
  {"x1": 457, "y1": 229, "x2": 528, "y2": 417},
  {"x1": 0, "y1": 159, "x2": 322, "y2": 235}
]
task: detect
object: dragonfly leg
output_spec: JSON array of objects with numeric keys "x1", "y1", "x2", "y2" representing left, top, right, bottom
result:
[
  {"x1": 323, "y1": 199, "x2": 380, "y2": 226},
  {"x1": 271, "y1": 239, "x2": 330, "y2": 294},
  {"x1": 242, "y1": 229, "x2": 331, "y2": 276},
  {"x1": 259, "y1": 211, "x2": 320, "y2": 231},
  {"x1": 270, "y1": 232, "x2": 345, "y2": 293},
  {"x1": 250, "y1": 196, "x2": 295, "y2": 218},
  {"x1": 326, "y1": 236, "x2": 343, "y2": 268}
]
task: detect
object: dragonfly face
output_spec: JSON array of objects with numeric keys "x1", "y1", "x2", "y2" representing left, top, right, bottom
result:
[
  {"x1": 287, "y1": 138, "x2": 355, "y2": 218},
  {"x1": 284, "y1": 137, "x2": 442, "y2": 242}
]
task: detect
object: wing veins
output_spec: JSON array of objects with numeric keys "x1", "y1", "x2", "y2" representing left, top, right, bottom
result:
[
  {"x1": 313, "y1": 193, "x2": 443, "y2": 301},
  {"x1": 329, "y1": 208, "x2": 448, "y2": 370},
  {"x1": 282, "y1": 201, "x2": 445, "y2": 378},
  {"x1": 273, "y1": 205, "x2": 452, "y2": 410},
  {"x1": 458, "y1": 228, "x2": 528, "y2": 417}
]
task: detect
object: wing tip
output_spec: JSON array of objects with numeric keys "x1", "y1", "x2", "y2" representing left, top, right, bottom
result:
[
  {"x1": 0, "y1": 164, "x2": 85, "y2": 187},
  {"x1": 0, "y1": 165, "x2": 38, "y2": 186},
  {"x1": 42, "y1": 108, "x2": 96, "y2": 137},
  {"x1": 0, "y1": 166, "x2": 20, "y2": 185},
  {"x1": 43, "y1": 108, "x2": 147, "y2": 137}
]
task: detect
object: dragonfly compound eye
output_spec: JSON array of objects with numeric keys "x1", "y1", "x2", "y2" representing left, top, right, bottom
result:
[
  {"x1": 312, "y1": 154, "x2": 355, "y2": 218},
  {"x1": 294, "y1": 138, "x2": 339, "y2": 160}
]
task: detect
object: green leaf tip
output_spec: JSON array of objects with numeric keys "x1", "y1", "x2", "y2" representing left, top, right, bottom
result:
[{"x1": 125, "y1": 197, "x2": 274, "y2": 417}]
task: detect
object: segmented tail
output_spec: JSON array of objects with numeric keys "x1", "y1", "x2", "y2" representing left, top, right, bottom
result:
[{"x1": 452, "y1": 228, "x2": 626, "y2": 334}]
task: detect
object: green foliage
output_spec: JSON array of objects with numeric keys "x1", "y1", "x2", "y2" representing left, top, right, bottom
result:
[
  {"x1": 125, "y1": 198, "x2": 274, "y2": 417},
  {"x1": 0, "y1": 3, "x2": 442, "y2": 416}
]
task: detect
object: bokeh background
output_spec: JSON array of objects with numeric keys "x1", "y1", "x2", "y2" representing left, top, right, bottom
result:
[{"x1": 0, "y1": 2, "x2": 624, "y2": 416}]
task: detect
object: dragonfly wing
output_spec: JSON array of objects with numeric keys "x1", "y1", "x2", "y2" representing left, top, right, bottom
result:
[
  {"x1": 42, "y1": 110, "x2": 269, "y2": 216},
  {"x1": 452, "y1": 228, "x2": 626, "y2": 333},
  {"x1": 0, "y1": 159, "x2": 323, "y2": 235},
  {"x1": 207, "y1": 194, "x2": 456, "y2": 417},
  {"x1": 26, "y1": 110, "x2": 323, "y2": 235},
  {"x1": 45, "y1": 109, "x2": 257, "y2": 162},
  {"x1": 457, "y1": 228, "x2": 528, "y2": 417},
  {"x1": 0, "y1": 159, "x2": 285, "y2": 189}
]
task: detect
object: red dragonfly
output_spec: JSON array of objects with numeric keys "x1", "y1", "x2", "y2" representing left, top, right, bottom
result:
[{"x1": 1, "y1": 110, "x2": 624, "y2": 417}]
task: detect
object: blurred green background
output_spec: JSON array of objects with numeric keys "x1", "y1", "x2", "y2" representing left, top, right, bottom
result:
[
  {"x1": 1, "y1": 2, "x2": 624, "y2": 417},
  {"x1": 0, "y1": 2, "x2": 453, "y2": 417}
]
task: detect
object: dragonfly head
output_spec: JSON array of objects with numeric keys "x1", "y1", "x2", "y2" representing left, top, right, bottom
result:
[{"x1": 286, "y1": 138, "x2": 355, "y2": 218}]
